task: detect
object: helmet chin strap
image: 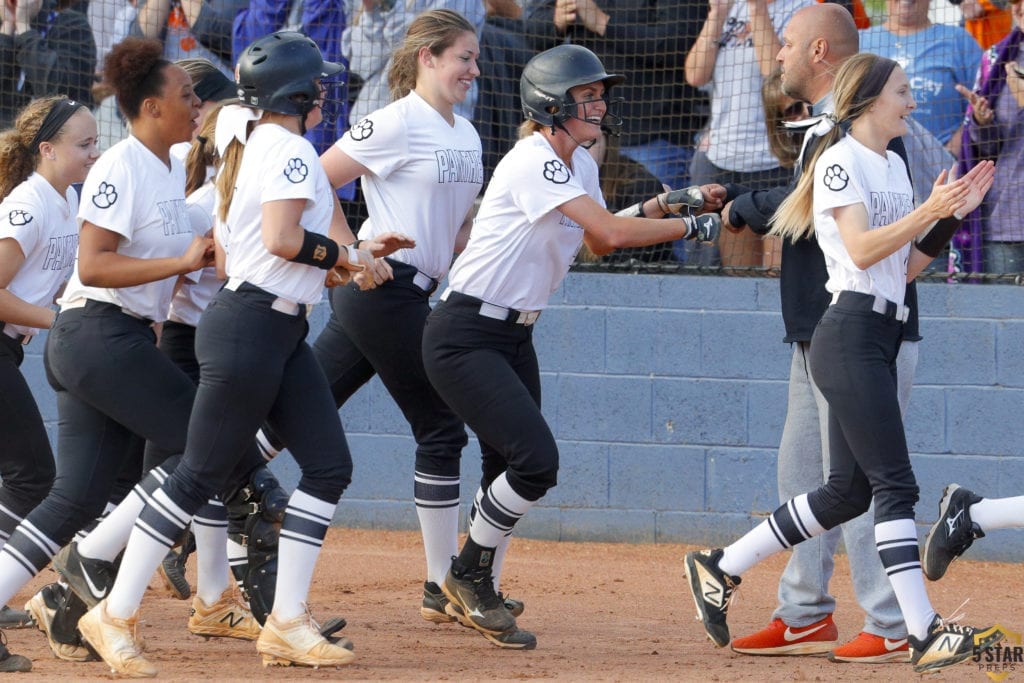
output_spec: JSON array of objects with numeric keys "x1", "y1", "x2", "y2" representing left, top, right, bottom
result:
[{"x1": 551, "y1": 119, "x2": 598, "y2": 150}]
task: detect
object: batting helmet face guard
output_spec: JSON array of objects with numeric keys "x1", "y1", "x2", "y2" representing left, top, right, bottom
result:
[
  {"x1": 236, "y1": 31, "x2": 344, "y2": 118},
  {"x1": 520, "y1": 44, "x2": 625, "y2": 136}
]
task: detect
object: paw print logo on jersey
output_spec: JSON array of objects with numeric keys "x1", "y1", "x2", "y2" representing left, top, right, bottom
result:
[
  {"x1": 349, "y1": 118, "x2": 374, "y2": 141},
  {"x1": 283, "y1": 158, "x2": 309, "y2": 184},
  {"x1": 92, "y1": 182, "x2": 118, "y2": 209},
  {"x1": 542, "y1": 160, "x2": 570, "y2": 185},
  {"x1": 7, "y1": 210, "x2": 32, "y2": 226},
  {"x1": 823, "y1": 164, "x2": 849, "y2": 192}
]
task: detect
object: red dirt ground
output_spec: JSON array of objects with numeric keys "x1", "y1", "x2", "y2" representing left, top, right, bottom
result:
[{"x1": 6, "y1": 528, "x2": 1020, "y2": 682}]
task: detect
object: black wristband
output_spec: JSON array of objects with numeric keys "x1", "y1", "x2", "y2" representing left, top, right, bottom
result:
[
  {"x1": 915, "y1": 216, "x2": 961, "y2": 258},
  {"x1": 352, "y1": 239, "x2": 363, "y2": 250},
  {"x1": 290, "y1": 230, "x2": 339, "y2": 270}
]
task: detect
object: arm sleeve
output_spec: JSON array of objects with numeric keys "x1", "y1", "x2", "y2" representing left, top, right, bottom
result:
[{"x1": 730, "y1": 184, "x2": 794, "y2": 235}]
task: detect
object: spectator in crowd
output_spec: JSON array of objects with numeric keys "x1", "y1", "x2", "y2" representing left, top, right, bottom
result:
[
  {"x1": 88, "y1": 0, "x2": 137, "y2": 73},
  {"x1": 684, "y1": 0, "x2": 810, "y2": 266},
  {"x1": 860, "y1": 0, "x2": 981, "y2": 152},
  {"x1": 524, "y1": 0, "x2": 707, "y2": 194},
  {"x1": 342, "y1": 0, "x2": 485, "y2": 126},
  {"x1": 131, "y1": 0, "x2": 244, "y2": 71},
  {"x1": 0, "y1": 0, "x2": 96, "y2": 127},
  {"x1": 952, "y1": 0, "x2": 1013, "y2": 49},
  {"x1": 762, "y1": 67, "x2": 806, "y2": 169},
  {"x1": 956, "y1": 0, "x2": 1024, "y2": 274}
]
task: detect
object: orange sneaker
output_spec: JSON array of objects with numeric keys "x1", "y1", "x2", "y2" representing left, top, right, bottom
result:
[
  {"x1": 829, "y1": 631, "x2": 909, "y2": 663},
  {"x1": 730, "y1": 615, "x2": 838, "y2": 655}
]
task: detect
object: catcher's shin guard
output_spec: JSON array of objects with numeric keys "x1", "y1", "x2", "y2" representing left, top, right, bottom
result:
[{"x1": 225, "y1": 466, "x2": 288, "y2": 626}]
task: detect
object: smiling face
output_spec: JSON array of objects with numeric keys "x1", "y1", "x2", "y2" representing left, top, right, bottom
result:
[
  {"x1": 563, "y1": 80, "x2": 608, "y2": 143},
  {"x1": 155, "y1": 64, "x2": 202, "y2": 145},
  {"x1": 420, "y1": 30, "x2": 481, "y2": 107},
  {"x1": 40, "y1": 107, "x2": 100, "y2": 186},
  {"x1": 863, "y1": 66, "x2": 916, "y2": 140}
]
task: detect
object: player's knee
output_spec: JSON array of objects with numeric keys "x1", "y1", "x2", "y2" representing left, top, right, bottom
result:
[{"x1": 296, "y1": 459, "x2": 352, "y2": 502}]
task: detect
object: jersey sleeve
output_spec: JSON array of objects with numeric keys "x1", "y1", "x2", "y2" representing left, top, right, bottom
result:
[
  {"x1": 0, "y1": 198, "x2": 42, "y2": 257},
  {"x1": 814, "y1": 144, "x2": 866, "y2": 214},
  {"x1": 260, "y1": 137, "x2": 321, "y2": 205},
  {"x1": 506, "y1": 149, "x2": 589, "y2": 223},
  {"x1": 78, "y1": 152, "x2": 138, "y2": 241},
  {"x1": 335, "y1": 107, "x2": 408, "y2": 179}
]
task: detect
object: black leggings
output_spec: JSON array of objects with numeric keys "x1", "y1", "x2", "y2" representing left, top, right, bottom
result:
[
  {"x1": 807, "y1": 291, "x2": 918, "y2": 527},
  {"x1": 311, "y1": 262, "x2": 469, "y2": 479},
  {"x1": 422, "y1": 294, "x2": 557, "y2": 501},
  {"x1": 0, "y1": 334, "x2": 54, "y2": 533}
]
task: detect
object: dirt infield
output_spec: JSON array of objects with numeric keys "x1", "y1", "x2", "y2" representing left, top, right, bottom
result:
[{"x1": 7, "y1": 528, "x2": 1021, "y2": 681}]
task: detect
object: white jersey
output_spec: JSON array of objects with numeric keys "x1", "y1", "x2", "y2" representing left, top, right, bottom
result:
[
  {"x1": 813, "y1": 135, "x2": 914, "y2": 306},
  {"x1": 218, "y1": 123, "x2": 334, "y2": 304},
  {"x1": 446, "y1": 133, "x2": 602, "y2": 311},
  {"x1": 0, "y1": 173, "x2": 79, "y2": 338},
  {"x1": 337, "y1": 91, "x2": 483, "y2": 279},
  {"x1": 63, "y1": 135, "x2": 194, "y2": 322},
  {"x1": 706, "y1": 0, "x2": 809, "y2": 172},
  {"x1": 169, "y1": 182, "x2": 221, "y2": 327}
]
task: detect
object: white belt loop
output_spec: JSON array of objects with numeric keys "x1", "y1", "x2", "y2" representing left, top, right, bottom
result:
[
  {"x1": 477, "y1": 302, "x2": 540, "y2": 326},
  {"x1": 831, "y1": 291, "x2": 909, "y2": 323},
  {"x1": 225, "y1": 278, "x2": 301, "y2": 316},
  {"x1": 412, "y1": 271, "x2": 434, "y2": 292}
]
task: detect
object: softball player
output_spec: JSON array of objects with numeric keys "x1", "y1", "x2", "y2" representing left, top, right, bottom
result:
[
  {"x1": 0, "y1": 37, "x2": 269, "y2": 666},
  {"x1": 77, "y1": 32, "x2": 411, "y2": 675},
  {"x1": 421, "y1": 43, "x2": 722, "y2": 650},
  {"x1": 684, "y1": 53, "x2": 1002, "y2": 675},
  {"x1": 266, "y1": 8, "x2": 487, "y2": 627},
  {"x1": 0, "y1": 96, "x2": 98, "y2": 672}
]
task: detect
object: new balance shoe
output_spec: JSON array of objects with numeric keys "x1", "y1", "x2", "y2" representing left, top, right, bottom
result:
[
  {"x1": 188, "y1": 588, "x2": 261, "y2": 640},
  {"x1": 442, "y1": 562, "x2": 516, "y2": 636},
  {"x1": 0, "y1": 605, "x2": 31, "y2": 629},
  {"x1": 730, "y1": 616, "x2": 837, "y2": 655},
  {"x1": 0, "y1": 634, "x2": 30, "y2": 673},
  {"x1": 684, "y1": 548, "x2": 740, "y2": 648},
  {"x1": 909, "y1": 615, "x2": 1003, "y2": 673},
  {"x1": 77, "y1": 599, "x2": 156, "y2": 678},
  {"x1": 828, "y1": 631, "x2": 909, "y2": 663},
  {"x1": 256, "y1": 612, "x2": 356, "y2": 668},
  {"x1": 922, "y1": 484, "x2": 985, "y2": 581},
  {"x1": 53, "y1": 542, "x2": 117, "y2": 609},
  {"x1": 24, "y1": 584, "x2": 95, "y2": 662}
]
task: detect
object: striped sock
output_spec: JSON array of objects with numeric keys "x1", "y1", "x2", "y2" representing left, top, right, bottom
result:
[
  {"x1": 106, "y1": 489, "x2": 192, "y2": 619},
  {"x1": 467, "y1": 473, "x2": 534, "y2": 550},
  {"x1": 414, "y1": 471, "x2": 460, "y2": 585},
  {"x1": 78, "y1": 466, "x2": 172, "y2": 562},
  {"x1": 0, "y1": 519, "x2": 62, "y2": 607},
  {"x1": 719, "y1": 494, "x2": 827, "y2": 576},
  {"x1": 875, "y1": 518, "x2": 934, "y2": 640},
  {"x1": 0, "y1": 502, "x2": 23, "y2": 552},
  {"x1": 272, "y1": 489, "x2": 335, "y2": 621},
  {"x1": 194, "y1": 500, "x2": 229, "y2": 605}
]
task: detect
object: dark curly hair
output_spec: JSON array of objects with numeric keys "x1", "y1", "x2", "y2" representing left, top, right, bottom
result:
[{"x1": 102, "y1": 37, "x2": 170, "y2": 121}]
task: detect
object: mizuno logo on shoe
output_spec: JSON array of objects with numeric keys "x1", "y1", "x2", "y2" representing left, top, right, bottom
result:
[
  {"x1": 783, "y1": 623, "x2": 829, "y2": 642},
  {"x1": 80, "y1": 561, "x2": 108, "y2": 599},
  {"x1": 945, "y1": 509, "x2": 964, "y2": 535},
  {"x1": 885, "y1": 638, "x2": 908, "y2": 651}
]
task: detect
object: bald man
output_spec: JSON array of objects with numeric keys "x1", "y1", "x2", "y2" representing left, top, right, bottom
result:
[{"x1": 721, "y1": 2, "x2": 919, "y2": 664}]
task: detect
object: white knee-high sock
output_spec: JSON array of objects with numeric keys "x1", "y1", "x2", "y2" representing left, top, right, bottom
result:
[
  {"x1": 77, "y1": 492, "x2": 145, "y2": 562},
  {"x1": 272, "y1": 489, "x2": 335, "y2": 622},
  {"x1": 193, "y1": 500, "x2": 229, "y2": 605},
  {"x1": 255, "y1": 429, "x2": 280, "y2": 462},
  {"x1": 106, "y1": 490, "x2": 192, "y2": 619},
  {"x1": 413, "y1": 471, "x2": 460, "y2": 586},
  {"x1": 719, "y1": 494, "x2": 827, "y2": 576},
  {"x1": 226, "y1": 537, "x2": 246, "y2": 591},
  {"x1": 74, "y1": 502, "x2": 117, "y2": 544},
  {"x1": 875, "y1": 518, "x2": 934, "y2": 641},
  {"x1": 970, "y1": 496, "x2": 1024, "y2": 532},
  {"x1": 467, "y1": 473, "x2": 534, "y2": 550}
]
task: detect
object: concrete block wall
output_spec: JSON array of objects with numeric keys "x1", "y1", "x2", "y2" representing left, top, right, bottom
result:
[{"x1": 23, "y1": 274, "x2": 1024, "y2": 560}]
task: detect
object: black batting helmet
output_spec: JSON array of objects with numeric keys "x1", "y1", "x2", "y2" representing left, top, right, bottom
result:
[
  {"x1": 520, "y1": 44, "x2": 625, "y2": 135},
  {"x1": 236, "y1": 31, "x2": 344, "y2": 117}
]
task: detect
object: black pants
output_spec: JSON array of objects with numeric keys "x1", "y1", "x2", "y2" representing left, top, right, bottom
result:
[
  {"x1": 0, "y1": 333, "x2": 55, "y2": 532},
  {"x1": 161, "y1": 283, "x2": 352, "y2": 515},
  {"x1": 311, "y1": 262, "x2": 468, "y2": 479},
  {"x1": 422, "y1": 294, "x2": 557, "y2": 501},
  {"x1": 31, "y1": 302, "x2": 254, "y2": 552},
  {"x1": 807, "y1": 291, "x2": 918, "y2": 526}
]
